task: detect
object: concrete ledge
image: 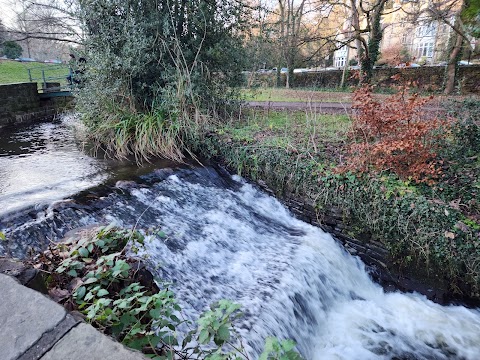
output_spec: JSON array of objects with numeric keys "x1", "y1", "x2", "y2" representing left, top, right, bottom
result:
[
  {"x1": 40, "y1": 323, "x2": 146, "y2": 360},
  {"x1": 0, "y1": 274, "x2": 66, "y2": 360},
  {"x1": 0, "y1": 273, "x2": 146, "y2": 360}
]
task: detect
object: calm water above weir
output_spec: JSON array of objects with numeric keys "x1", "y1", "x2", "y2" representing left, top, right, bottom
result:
[
  {"x1": 0, "y1": 115, "x2": 174, "y2": 217},
  {"x1": 1, "y1": 117, "x2": 480, "y2": 359}
]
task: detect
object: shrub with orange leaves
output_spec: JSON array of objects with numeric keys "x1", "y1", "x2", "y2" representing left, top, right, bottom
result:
[{"x1": 342, "y1": 80, "x2": 452, "y2": 184}]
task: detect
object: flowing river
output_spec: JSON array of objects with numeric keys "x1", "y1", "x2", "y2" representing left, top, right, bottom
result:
[{"x1": 1, "y1": 117, "x2": 480, "y2": 359}]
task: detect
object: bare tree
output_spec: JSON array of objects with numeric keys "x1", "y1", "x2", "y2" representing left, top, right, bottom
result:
[
  {"x1": 335, "y1": 0, "x2": 390, "y2": 83},
  {"x1": 5, "y1": 0, "x2": 83, "y2": 48},
  {"x1": 0, "y1": 19, "x2": 5, "y2": 45},
  {"x1": 271, "y1": 0, "x2": 333, "y2": 87}
]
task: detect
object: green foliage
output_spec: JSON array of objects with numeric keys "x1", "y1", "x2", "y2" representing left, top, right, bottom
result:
[
  {"x1": 1, "y1": 41, "x2": 23, "y2": 59},
  {"x1": 260, "y1": 338, "x2": 303, "y2": 360},
  {"x1": 77, "y1": 0, "x2": 248, "y2": 161},
  {"x1": 462, "y1": 0, "x2": 480, "y2": 38},
  {"x1": 437, "y1": 98, "x2": 480, "y2": 215},
  {"x1": 188, "y1": 108, "x2": 480, "y2": 298}
]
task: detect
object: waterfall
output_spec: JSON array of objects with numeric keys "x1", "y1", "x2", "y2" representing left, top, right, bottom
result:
[{"x1": 4, "y1": 167, "x2": 479, "y2": 359}]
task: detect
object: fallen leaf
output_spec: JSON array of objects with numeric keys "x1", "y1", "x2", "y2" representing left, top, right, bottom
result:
[
  {"x1": 68, "y1": 277, "x2": 84, "y2": 292},
  {"x1": 444, "y1": 231, "x2": 455, "y2": 239},
  {"x1": 49, "y1": 288, "x2": 70, "y2": 302}
]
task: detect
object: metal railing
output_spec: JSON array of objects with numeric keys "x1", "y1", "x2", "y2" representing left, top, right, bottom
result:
[{"x1": 26, "y1": 64, "x2": 74, "y2": 94}]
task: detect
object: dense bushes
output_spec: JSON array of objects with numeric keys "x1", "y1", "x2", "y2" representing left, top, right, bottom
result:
[
  {"x1": 77, "y1": 0, "x2": 248, "y2": 161},
  {"x1": 342, "y1": 83, "x2": 450, "y2": 184}
]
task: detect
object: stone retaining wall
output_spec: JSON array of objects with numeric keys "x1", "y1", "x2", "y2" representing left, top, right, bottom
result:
[
  {"x1": 0, "y1": 82, "x2": 71, "y2": 130},
  {"x1": 249, "y1": 65, "x2": 480, "y2": 94}
]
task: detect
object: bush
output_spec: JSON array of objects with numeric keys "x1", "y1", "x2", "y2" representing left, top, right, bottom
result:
[
  {"x1": 341, "y1": 83, "x2": 451, "y2": 184},
  {"x1": 77, "y1": 0, "x2": 248, "y2": 161},
  {"x1": 2, "y1": 41, "x2": 23, "y2": 59}
]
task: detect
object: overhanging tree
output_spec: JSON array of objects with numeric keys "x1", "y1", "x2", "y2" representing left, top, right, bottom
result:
[
  {"x1": 402, "y1": 0, "x2": 478, "y2": 94},
  {"x1": 77, "y1": 0, "x2": 248, "y2": 160}
]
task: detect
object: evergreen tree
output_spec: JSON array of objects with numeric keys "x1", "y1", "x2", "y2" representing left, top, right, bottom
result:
[{"x1": 2, "y1": 41, "x2": 23, "y2": 59}]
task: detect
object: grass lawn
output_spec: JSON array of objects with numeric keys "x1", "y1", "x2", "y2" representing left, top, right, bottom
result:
[
  {"x1": 242, "y1": 87, "x2": 480, "y2": 107},
  {"x1": 242, "y1": 88, "x2": 353, "y2": 103},
  {"x1": 219, "y1": 109, "x2": 351, "y2": 162},
  {"x1": 0, "y1": 59, "x2": 70, "y2": 88}
]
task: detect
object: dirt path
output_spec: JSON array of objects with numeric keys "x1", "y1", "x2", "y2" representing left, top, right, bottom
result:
[
  {"x1": 245, "y1": 101, "x2": 445, "y2": 117},
  {"x1": 245, "y1": 101, "x2": 352, "y2": 114}
]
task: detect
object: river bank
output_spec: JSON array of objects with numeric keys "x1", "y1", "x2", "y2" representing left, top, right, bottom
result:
[
  {"x1": 187, "y1": 98, "x2": 480, "y2": 304},
  {"x1": 2, "y1": 115, "x2": 480, "y2": 358}
]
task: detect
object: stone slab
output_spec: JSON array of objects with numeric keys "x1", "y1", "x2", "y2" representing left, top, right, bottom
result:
[
  {"x1": 18, "y1": 314, "x2": 80, "y2": 360},
  {"x1": 40, "y1": 323, "x2": 147, "y2": 360},
  {"x1": 0, "y1": 274, "x2": 66, "y2": 360}
]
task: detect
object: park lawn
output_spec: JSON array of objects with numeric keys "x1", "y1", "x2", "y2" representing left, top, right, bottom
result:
[
  {"x1": 242, "y1": 87, "x2": 479, "y2": 108},
  {"x1": 219, "y1": 109, "x2": 351, "y2": 162},
  {"x1": 242, "y1": 88, "x2": 353, "y2": 103},
  {"x1": 0, "y1": 59, "x2": 69, "y2": 87}
]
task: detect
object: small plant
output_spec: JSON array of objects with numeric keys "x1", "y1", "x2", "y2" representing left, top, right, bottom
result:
[
  {"x1": 341, "y1": 81, "x2": 451, "y2": 184},
  {"x1": 259, "y1": 338, "x2": 303, "y2": 360}
]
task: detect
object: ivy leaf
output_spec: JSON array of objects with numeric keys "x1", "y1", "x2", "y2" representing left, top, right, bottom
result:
[
  {"x1": 84, "y1": 292, "x2": 94, "y2": 301},
  {"x1": 97, "y1": 289, "x2": 109, "y2": 297},
  {"x1": 198, "y1": 329, "x2": 210, "y2": 344},
  {"x1": 78, "y1": 247, "x2": 89, "y2": 258},
  {"x1": 162, "y1": 334, "x2": 177, "y2": 345},
  {"x1": 67, "y1": 269, "x2": 78, "y2": 277},
  {"x1": 0, "y1": 232, "x2": 6, "y2": 241},
  {"x1": 216, "y1": 325, "x2": 230, "y2": 342},
  {"x1": 84, "y1": 277, "x2": 98, "y2": 285},
  {"x1": 75, "y1": 286, "x2": 86, "y2": 300}
]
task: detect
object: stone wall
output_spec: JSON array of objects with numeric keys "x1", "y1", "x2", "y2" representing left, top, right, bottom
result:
[
  {"x1": 250, "y1": 65, "x2": 480, "y2": 94},
  {"x1": 0, "y1": 82, "x2": 65, "y2": 130}
]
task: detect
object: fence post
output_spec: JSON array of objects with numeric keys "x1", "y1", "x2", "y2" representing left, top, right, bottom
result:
[
  {"x1": 28, "y1": 69, "x2": 32, "y2": 82},
  {"x1": 42, "y1": 70, "x2": 46, "y2": 92}
]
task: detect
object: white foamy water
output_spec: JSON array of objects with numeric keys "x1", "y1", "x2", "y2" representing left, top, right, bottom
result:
[
  {"x1": 3, "y1": 167, "x2": 480, "y2": 359},
  {"x1": 119, "y1": 171, "x2": 480, "y2": 359}
]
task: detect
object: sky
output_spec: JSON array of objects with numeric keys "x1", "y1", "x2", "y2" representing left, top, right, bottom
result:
[{"x1": 0, "y1": 0, "x2": 20, "y2": 27}]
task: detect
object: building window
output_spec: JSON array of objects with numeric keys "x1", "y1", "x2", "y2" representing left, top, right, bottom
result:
[
  {"x1": 416, "y1": 24, "x2": 436, "y2": 38},
  {"x1": 417, "y1": 41, "x2": 434, "y2": 58},
  {"x1": 334, "y1": 45, "x2": 348, "y2": 67},
  {"x1": 335, "y1": 57, "x2": 346, "y2": 67}
]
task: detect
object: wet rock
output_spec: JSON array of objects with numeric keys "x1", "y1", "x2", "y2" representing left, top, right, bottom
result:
[
  {"x1": 0, "y1": 257, "x2": 47, "y2": 294},
  {"x1": 115, "y1": 180, "x2": 138, "y2": 190},
  {"x1": 129, "y1": 260, "x2": 159, "y2": 292}
]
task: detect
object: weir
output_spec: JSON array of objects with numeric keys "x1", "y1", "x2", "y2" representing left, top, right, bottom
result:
[{"x1": 1, "y1": 117, "x2": 480, "y2": 359}]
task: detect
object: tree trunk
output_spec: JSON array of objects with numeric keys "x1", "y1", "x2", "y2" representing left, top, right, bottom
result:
[
  {"x1": 360, "y1": 1, "x2": 386, "y2": 83},
  {"x1": 444, "y1": 21, "x2": 464, "y2": 94}
]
